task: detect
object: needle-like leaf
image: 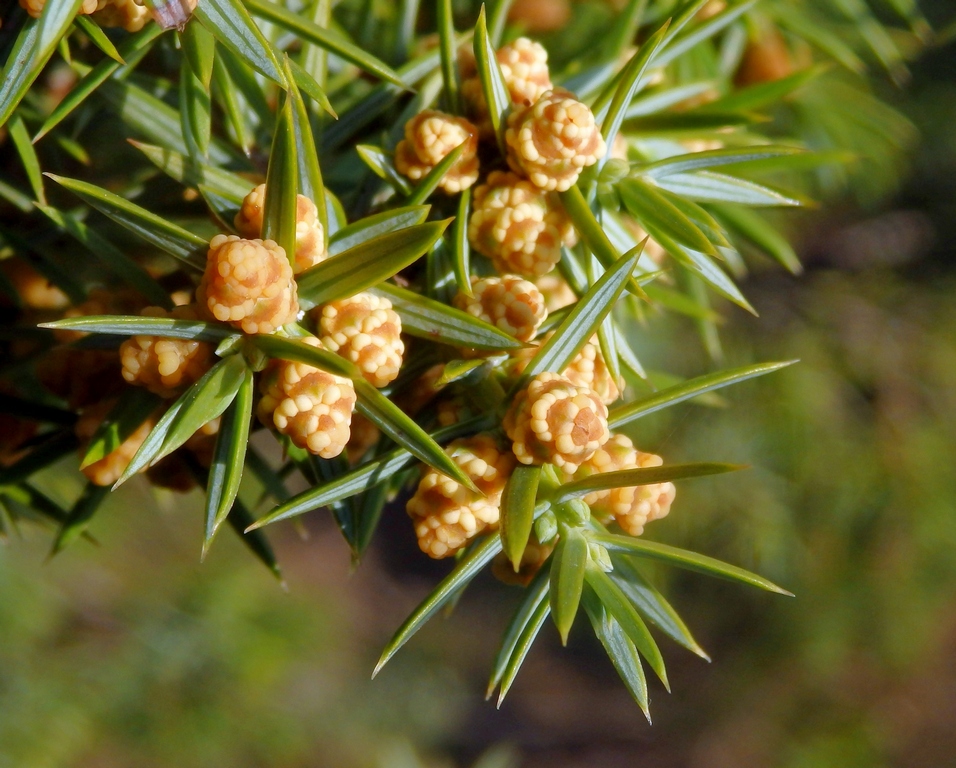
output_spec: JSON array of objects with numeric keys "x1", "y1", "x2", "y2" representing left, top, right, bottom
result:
[
  {"x1": 372, "y1": 283, "x2": 525, "y2": 350},
  {"x1": 406, "y1": 143, "x2": 466, "y2": 206},
  {"x1": 374, "y1": 533, "x2": 502, "y2": 676},
  {"x1": 487, "y1": 567, "x2": 550, "y2": 698},
  {"x1": 552, "y1": 462, "x2": 745, "y2": 504},
  {"x1": 593, "y1": 532, "x2": 794, "y2": 595},
  {"x1": 353, "y1": 379, "x2": 478, "y2": 493},
  {"x1": 515, "y1": 245, "x2": 641, "y2": 388},
  {"x1": 194, "y1": 0, "x2": 285, "y2": 85},
  {"x1": 182, "y1": 18, "x2": 216, "y2": 87},
  {"x1": 651, "y1": 171, "x2": 806, "y2": 207},
  {"x1": 46, "y1": 174, "x2": 207, "y2": 269},
  {"x1": 39, "y1": 315, "x2": 236, "y2": 343},
  {"x1": 115, "y1": 354, "x2": 248, "y2": 487},
  {"x1": 619, "y1": 177, "x2": 718, "y2": 256},
  {"x1": 98, "y1": 74, "x2": 238, "y2": 165},
  {"x1": 437, "y1": 0, "x2": 460, "y2": 113},
  {"x1": 263, "y1": 94, "x2": 299, "y2": 267},
  {"x1": 558, "y1": 185, "x2": 646, "y2": 296},
  {"x1": 130, "y1": 141, "x2": 251, "y2": 203},
  {"x1": 356, "y1": 144, "x2": 413, "y2": 195},
  {"x1": 550, "y1": 527, "x2": 589, "y2": 645},
  {"x1": 496, "y1": 592, "x2": 551, "y2": 707},
  {"x1": 654, "y1": 0, "x2": 757, "y2": 69},
  {"x1": 80, "y1": 388, "x2": 162, "y2": 470},
  {"x1": 500, "y1": 465, "x2": 541, "y2": 571},
  {"x1": 50, "y1": 482, "x2": 110, "y2": 555},
  {"x1": 598, "y1": 21, "x2": 670, "y2": 162},
  {"x1": 246, "y1": 417, "x2": 490, "y2": 530},
  {"x1": 609, "y1": 360, "x2": 796, "y2": 429},
  {"x1": 34, "y1": 26, "x2": 164, "y2": 142},
  {"x1": 329, "y1": 206, "x2": 430, "y2": 255},
  {"x1": 245, "y1": 0, "x2": 403, "y2": 87},
  {"x1": 582, "y1": 585, "x2": 650, "y2": 720},
  {"x1": 585, "y1": 561, "x2": 669, "y2": 689},
  {"x1": 297, "y1": 220, "x2": 450, "y2": 309},
  {"x1": 639, "y1": 147, "x2": 807, "y2": 179},
  {"x1": 179, "y1": 57, "x2": 212, "y2": 159},
  {"x1": 473, "y1": 5, "x2": 510, "y2": 154},
  {"x1": 36, "y1": 205, "x2": 172, "y2": 308},
  {"x1": 0, "y1": 19, "x2": 50, "y2": 129},
  {"x1": 9, "y1": 116, "x2": 46, "y2": 204},
  {"x1": 251, "y1": 335, "x2": 477, "y2": 491},
  {"x1": 37, "y1": 0, "x2": 84, "y2": 79},
  {"x1": 450, "y1": 190, "x2": 472, "y2": 294},
  {"x1": 610, "y1": 556, "x2": 709, "y2": 660},
  {"x1": 714, "y1": 205, "x2": 803, "y2": 275},
  {"x1": 203, "y1": 365, "x2": 253, "y2": 556},
  {"x1": 74, "y1": 16, "x2": 126, "y2": 64},
  {"x1": 283, "y1": 57, "x2": 326, "y2": 225}
]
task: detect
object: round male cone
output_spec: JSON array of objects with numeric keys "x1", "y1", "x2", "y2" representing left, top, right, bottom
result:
[
  {"x1": 197, "y1": 235, "x2": 299, "y2": 335},
  {"x1": 461, "y1": 37, "x2": 553, "y2": 137},
  {"x1": 504, "y1": 372, "x2": 610, "y2": 471},
  {"x1": 75, "y1": 400, "x2": 156, "y2": 487},
  {"x1": 120, "y1": 305, "x2": 215, "y2": 398},
  {"x1": 468, "y1": 171, "x2": 576, "y2": 277},
  {"x1": 257, "y1": 337, "x2": 356, "y2": 459},
  {"x1": 406, "y1": 434, "x2": 515, "y2": 559},
  {"x1": 453, "y1": 275, "x2": 547, "y2": 348},
  {"x1": 394, "y1": 110, "x2": 480, "y2": 194},
  {"x1": 505, "y1": 89, "x2": 606, "y2": 192},
  {"x1": 317, "y1": 292, "x2": 404, "y2": 388},
  {"x1": 234, "y1": 184, "x2": 327, "y2": 274},
  {"x1": 566, "y1": 434, "x2": 676, "y2": 536},
  {"x1": 92, "y1": 0, "x2": 151, "y2": 31}
]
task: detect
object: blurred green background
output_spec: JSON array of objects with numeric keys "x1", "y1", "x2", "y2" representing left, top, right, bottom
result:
[{"x1": 3, "y1": 10, "x2": 956, "y2": 768}]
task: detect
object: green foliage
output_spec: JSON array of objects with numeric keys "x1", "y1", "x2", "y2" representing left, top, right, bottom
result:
[{"x1": 0, "y1": 0, "x2": 935, "y2": 720}]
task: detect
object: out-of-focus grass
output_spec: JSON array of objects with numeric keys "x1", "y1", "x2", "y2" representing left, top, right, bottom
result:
[
  {"x1": 0, "y1": 477, "x2": 477, "y2": 768},
  {"x1": 629, "y1": 269, "x2": 956, "y2": 768}
]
